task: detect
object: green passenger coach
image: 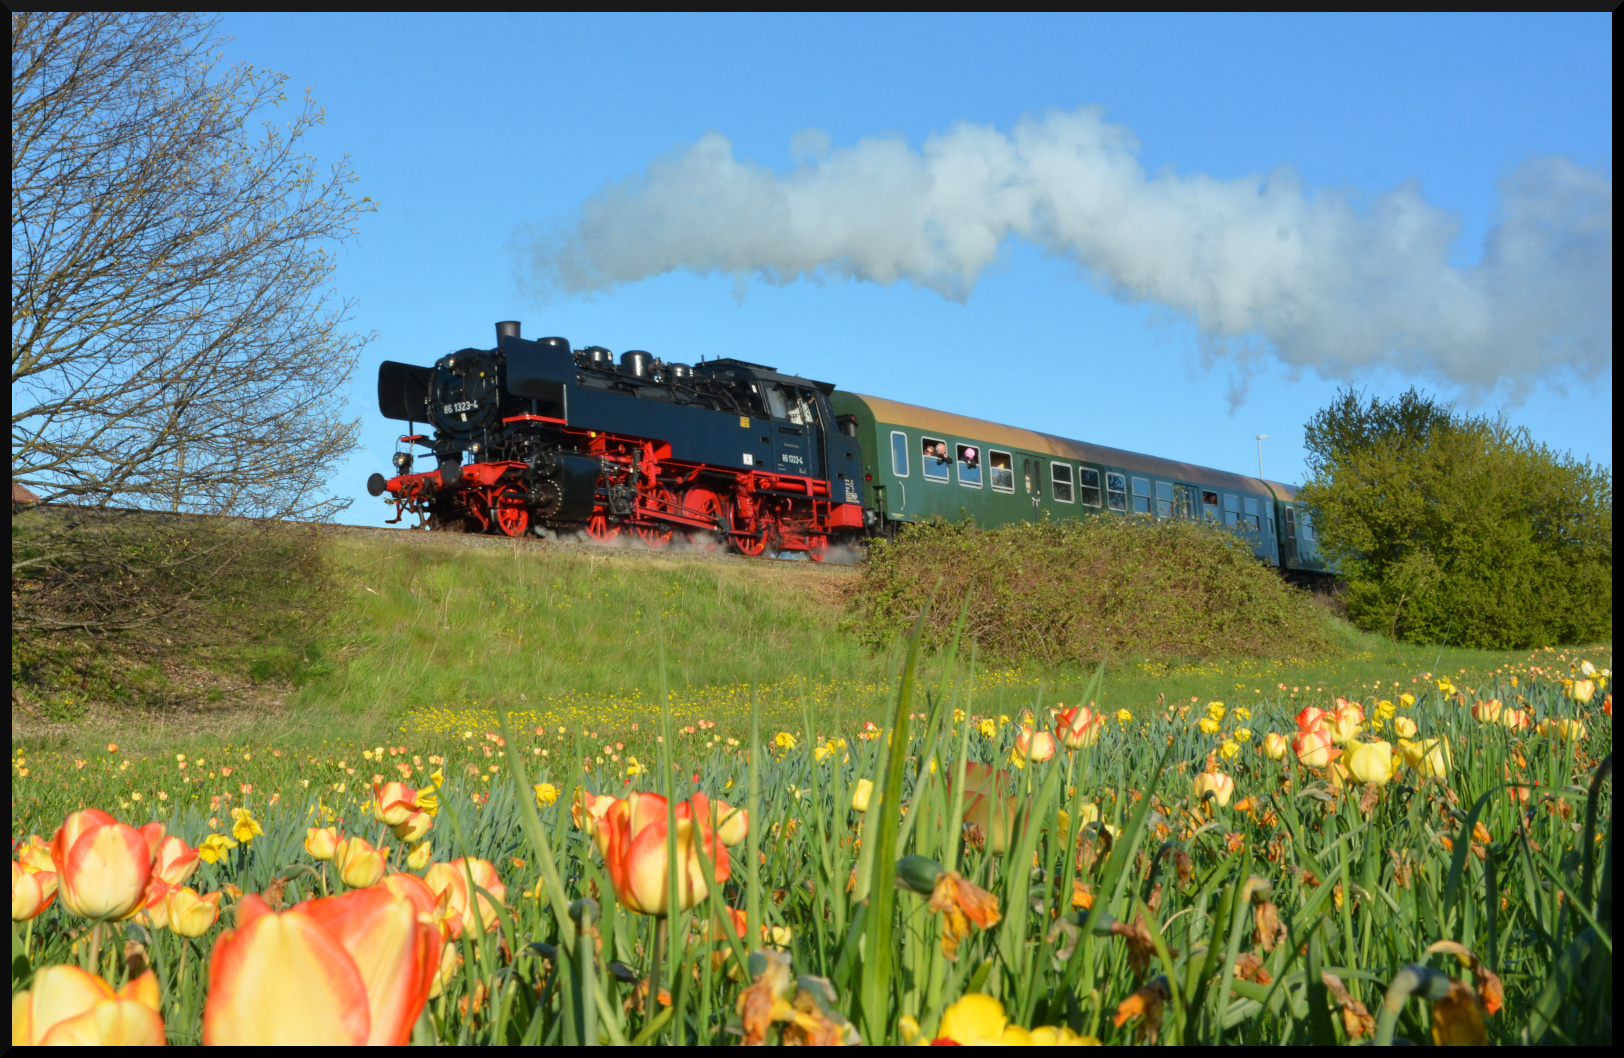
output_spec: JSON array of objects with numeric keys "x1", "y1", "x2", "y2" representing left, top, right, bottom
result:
[{"x1": 829, "y1": 391, "x2": 1331, "y2": 575}]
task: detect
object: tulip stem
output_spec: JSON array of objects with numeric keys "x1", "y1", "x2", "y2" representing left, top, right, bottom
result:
[
  {"x1": 87, "y1": 921, "x2": 102, "y2": 978},
  {"x1": 648, "y1": 917, "x2": 667, "y2": 1035}
]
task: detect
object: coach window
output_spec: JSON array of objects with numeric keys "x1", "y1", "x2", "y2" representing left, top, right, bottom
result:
[
  {"x1": 1299, "y1": 511, "x2": 1316, "y2": 542},
  {"x1": 1106, "y1": 472, "x2": 1127, "y2": 511},
  {"x1": 1202, "y1": 490, "x2": 1220, "y2": 521},
  {"x1": 890, "y1": 431, "x2": 910, "y2": 478},
  {"x1": 1173, "y1": 483, "x2": 1196, "y2": 520},
  {"x1": 1131, "y1": 477, "x2": 1151, "y2": 514},
  {"x1": 1243, "y1": 496, "x2": 1261, "y2": 531},
  {"x1": 957, "y1": 444, "x2": 983, "y2": 487},
  {"x1": 1051, "y1": 462, "x2": 1075, "y2": 503},
  {"x1": 1078, "y1": 467, "x2": 1102, "y2": 507},
  {"x1": 922, "y1": 437, "x2": 950, "y2": 482},
  {"x1": 989, "y1": 450, "x2": 1014, "y2": 492},
  {"x1": 1155, "y1": 481, "x2": 1174, "y2": 519},
  {"x1": 1223, "y1": 493, "x2": 1240, "y2": 527},
  {"x1": 1283, "y1": 506, "x2": 1296, "y2": 538}
]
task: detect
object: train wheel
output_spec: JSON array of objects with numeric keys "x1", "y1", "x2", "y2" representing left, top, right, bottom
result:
[
  {"x1": 585, "y1": 511, "x2": 620, "y2": 543},
  {"x1": 495, "y1": 500, "x2": 530, "y2": 538},
  {"x1": 731, "y1": 519, "x2": 778, "y2": 557},
  {"x1": 682, "y1": 488, "x2": 727, "y2": 551},
  {"x1": 636, "y1": 487, "x2": 676, "y2": 549},
  {"x1": 806, "y1": 535, "x2": 829, "y2": 562}
]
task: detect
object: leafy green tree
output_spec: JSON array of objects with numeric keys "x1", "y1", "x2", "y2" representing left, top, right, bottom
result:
[{"x1": 1297, "y1": 387, "x2": 1611, "y2": 649}]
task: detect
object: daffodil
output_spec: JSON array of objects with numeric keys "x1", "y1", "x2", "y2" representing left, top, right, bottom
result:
[
  {"x1": 197, "y1": 834, "x2": 238, "y2": 864},
  {"x1": 229, "y1": 808, "x2": 263, "y2": 844}
]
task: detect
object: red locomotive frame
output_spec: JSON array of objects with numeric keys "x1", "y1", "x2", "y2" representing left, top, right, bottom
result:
[{"x1": 380, "y1": 419, "x2": 863, "y2": 561}]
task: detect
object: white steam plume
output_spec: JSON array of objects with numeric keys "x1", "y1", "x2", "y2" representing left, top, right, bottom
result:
[{"x1": 513, "y1": 108, "x2": 1611, "y2": 391}]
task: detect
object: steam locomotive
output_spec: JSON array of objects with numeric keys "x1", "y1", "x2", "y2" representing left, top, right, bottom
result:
[{"x1": 369, "y1": 322, "x2": 1332, "y2": 575}]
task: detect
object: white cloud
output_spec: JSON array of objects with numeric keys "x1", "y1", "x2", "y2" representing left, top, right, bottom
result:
[{"x1": 513, "y1": 108, "x2": 1611, "y2": 391}]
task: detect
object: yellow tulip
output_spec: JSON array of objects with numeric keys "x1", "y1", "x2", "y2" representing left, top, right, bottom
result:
[
  {"x1": 1392, "y1": 716, "x2": 1418, "y2": 739},
  {"x1": 1567, "y1": 679, "x2": 1596, "y2": 704},
  {"x1": 12, "y1": 965, "x2": 165, "y2": 1045},
  {"x1": 305, "y1": 826, "x2": 339, "y2": 861},
  {"x1": 424, "y1": 857, "x2": 507, "y2": 936},
  {"x1": 333, "y1": 836, "x2": 389, "y2": 890},
  {"x1": 166, "y1": 886, "x2": 222, "y2": 937},
  {"x1": 1471, "y1": 699, "x2": 1504, "y2": 724},
  {"x1": 1262, "y1": 733, "x2": 1290, "y2": 760},
  {"x1": 391, "y1": 811, "x2": 433, "y2": 844},
  {"x1": 1328, "y1": 706, "x2": 1363, "y2": 744},
  {"x1": 1014, "y1": 727, "x2": 1056, "y2": 762},
  {"x1": 1537, "y1": 717, "x2": 1586, "y2": 741},
  {"x1": 407, "y1": 841, "x2": 433, "y2": 871},
  {"x1": 711, "y1": 800, "x2": 749, "y2": 847},
  {"x1": 13, "y1": 860, "x2": 58, "y2": 922},
  {"x1": 851, "y1": 779, "x2": 877, "y2": 813},
  {"x1": 371, "y1": 782, "x2": 418, "y2": 827},
  {"x1": 1399, "y1": 737, "x2": 1451, "y2": 777},
  {"x1": 1345, "y1": 741, "x2": 1395, "y2": 785},
  {"x1": 938, "y1": 993, "x2": 1009, "y2": 1045},
  {"x1": 1293, "y1": 729, "x2": 1341, "y2": 769}
]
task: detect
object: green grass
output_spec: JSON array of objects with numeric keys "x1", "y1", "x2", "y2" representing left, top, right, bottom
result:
[{"x1": 10, "y1": 529, "x2": 1612, "y2": 764}]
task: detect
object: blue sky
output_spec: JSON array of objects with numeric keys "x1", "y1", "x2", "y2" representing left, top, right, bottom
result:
[{"x1": 218, "y1": 14, "x2": 1612, "y2": 523}]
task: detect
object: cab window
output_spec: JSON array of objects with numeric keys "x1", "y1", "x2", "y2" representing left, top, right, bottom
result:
[
  {"x1": 890, "y1": 431, "x2": 909, "y2": 478},
  {"x1": 1078, "y1": 467, "x2": 1102, "y2": 507},
  {"x1": 764, "y1": 386, "x2": 789, "y2": 420},
  {"x1": 921, "y1": 437, "x2": 950, "y2": 482},
  {"x1": 1106, "y1": 472, "x2": 1127, "y2": 511},
  {"x1": 1051, "y1": 462, "x2": 1074, "y2": 503},
  {"x1": 1132, "y1": 477, "x2": 1151, "y2": 514},
  {"x1": 1155, "y1": 481, "x2": 1173, "y2": 518},
  {"x1": 989, "y1": 450, "x2": 1014, "y2": 492},
  {"x1": 956, "y1": 444, "x2": 982, "y2": 488},
  {"x1": 1202, "y1": 490, "x2": 1220, "y2": 521}
]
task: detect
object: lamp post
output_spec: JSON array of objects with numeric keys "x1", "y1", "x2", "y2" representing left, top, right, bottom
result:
[{"x1": 1256, "y1": 435, "x2": 1268, "y2": 480}]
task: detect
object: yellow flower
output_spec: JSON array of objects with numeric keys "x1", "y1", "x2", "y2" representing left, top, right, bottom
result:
[
  {"x1": 1115, "y1": 709, "x2": 1132, "y2": 725},
  {"x1": 1345, "y1": 740, "x2": 1395, "y2": 785},
  {"x1": 979, "y1": 719, "x2": 998, "y2": 738},
  {"x1": 1234, "y1": 728, "x2": 1252, "y2": 742},
  {"x1": 533, "y1": 782, "x2": 560, "y2": 807},
  {"x1": 197, "y1": 833, "x2": 238, "y2": 864},
  {"x1": 229, "y1": 808, "x2": 263, "y2": 844},
  {"x1": 1219, "y1": 739, "x2": 1240, "y2": 759},
  {"x1": 851, "y1": 778, "x2": 876, "y2": 813},
  {"x1": 774, "y1": 731, "x2": 797, "y2": 750},
  {"x1": 429, "y1": 768, "x2": 445, "y2": 789},
  {"x1": 938, "y1": 993, "x2": 1008, "y2": 1045},
  {"x1": 1399, "y1": 693, "x2": 1416, "y2": 708},
  {"x1": 408, "y1": 841, "x2": 433, "y2": 871},
  {"x1": 1376, "y1": 700, "x2": 1396, "y2": 719},
  {"x1": 1392, "y1": 716, "x2": 1418, "y2": 738},
  {"x1": 1198, "y1": 717, "x2": 1222, "y2": 735},
  {"x1": 1437, "y1": 679, "x2": 1457, "y2": 697},
  {"x1": 1233, "y1": 707, "x2": 1250, "y2": 721},
  {"x1": 1398, "y1": 737, "x2": 1451, "y2": 778},
  {"x1": 1206, "y1": 702, "x2": 1226, "y2": 721}
]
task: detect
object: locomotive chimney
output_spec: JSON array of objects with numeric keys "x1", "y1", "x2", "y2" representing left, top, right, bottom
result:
[{"x1": 496, "y1": 320, "x2": 521, "y2": 346}]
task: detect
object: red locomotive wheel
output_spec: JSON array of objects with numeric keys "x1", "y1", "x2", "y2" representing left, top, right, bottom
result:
[
  {"x1": 682, "y1": 488, "x2": 727, "y2": 552},
  {"x1": 731, "y1": 519, "x2": 778, "y2": 557},
  {"x1": 636, "y1": 487, "x2": 677, "y2": 549},
  {"x1": 806, "y1": 535, "x2": 829, "y2": 562},
  {"x1": 585, "y1": 511, "x2": 620, "y2": 543},
  {"x1": 495, "y1": 502, "x2": 530, "y2": 538}
]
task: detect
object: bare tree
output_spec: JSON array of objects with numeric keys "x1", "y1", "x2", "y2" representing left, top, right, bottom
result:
[{"x1": 12, "y1": 12, "x2": 372, "y2": 633}]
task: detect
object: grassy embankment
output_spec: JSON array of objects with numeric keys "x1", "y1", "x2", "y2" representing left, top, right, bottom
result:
[{"x1": 13, "y1": 526, "x2": 1608, "y2": 766}]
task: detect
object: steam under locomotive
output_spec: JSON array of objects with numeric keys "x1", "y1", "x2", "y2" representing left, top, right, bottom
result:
[{"x1": 369, "y1": 322, "x2": 1333, "y2": 575}]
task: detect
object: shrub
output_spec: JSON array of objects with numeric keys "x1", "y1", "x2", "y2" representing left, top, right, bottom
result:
[
  {"x1": 1296, "y1": 388, "x2": 1612, "y2": 649},
  {"x1": 845, "y1": 516, "x2": 1332, "y2": 664}
]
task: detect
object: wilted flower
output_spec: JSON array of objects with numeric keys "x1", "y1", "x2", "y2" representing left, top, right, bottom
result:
[{"x1": 1193, "y1": 770, "x2": 1235, "y2": 807}]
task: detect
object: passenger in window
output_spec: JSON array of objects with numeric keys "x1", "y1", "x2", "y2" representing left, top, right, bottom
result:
[
  {"x1": 958, "y1": 446, "x2": 979, "y2": 470},
  {"x1": 926, "y1": 441, "x2": 949, "y2": 464}
]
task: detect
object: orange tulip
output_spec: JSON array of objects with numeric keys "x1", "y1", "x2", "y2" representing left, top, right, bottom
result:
[
  {"x1": 333, "y1": 836, "x2": 388, "y2": 890},
  {"x1": 424, "y1": 857, "x2": 507, "y2": 936},
  {"x1": 166, "y1": 886, "x2": 223, "y2": 937},
  {"x1": 305, "y1": 826, "x2": 339, "y2": 861},
  {"x1": 13, "y1": 860, "x2": 58, "y2": 921},
  {"x1": 1054, "y1": 706, "x2": 1104, "y2": 749},
  {"x1": 378, "y1": 870, "x2": 461, "y2": 938},
  {"x1": 12, "y1": 965, "x2": 164, "y2": 1045},
  {"x1": 50, "y1": 809, "x2": 153, "y2": 921},
  {"x1": 203, "y1": 895, "x2": 372, "y2": 1045},
  {"x1": 372, "y1": 782, "x2": 418, "y2": 827},
  {"x1": 1015, "y1": 727, "x2": 1057, "y2": 762},
  {"x1": 572, "y1": 790, "x2": 618, "y2": 839},
  {"x1": 1294, "y1": 705, "x2": 1331, "y2": 732},
  {"x1": 1293, "y1": 728, "x2": 1342, "y2": 769},
  {"x1": 18, "y1": 834, "x2": 55, "y2": 874},
  {"x1": 150, "y1": 836, "x2": 201, "y2": 888},
  {"x1": 596, "y1": 793, "x2": 729, "y2": 916},
  {"x1": 299, "y1": 888, "x2": 444, "y2": 1045}
]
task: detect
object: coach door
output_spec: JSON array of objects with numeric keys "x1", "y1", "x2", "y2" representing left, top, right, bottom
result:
[
  {"x1": 1022, "y1": 456, "x2": 1043, "y2": 515},
  {"x1": 765, "y1": 384, "x2": 822, "y2": 480}
]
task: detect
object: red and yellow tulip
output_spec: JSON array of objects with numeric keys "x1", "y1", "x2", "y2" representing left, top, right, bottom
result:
[
  {"x1": 1193, "y1": 769, "x2": 1235, "y2": 807},
  {"x1": 1054, "y1": 706, "x2": 1104, "y2": 749},
  {"x1": 1014, "y1": 727, "x2": 1056, "y2": 763},
  {"x1": 12, "y1": 965, "x2": 164, "y2": 1046},
  {"x1": 332, "y1": 836, "x2": 388, "y2": 890},
  {"x1": 372, "y1": 782, "x2": 418, "y2": 827},
  {"x1": 1293, "y1": 728, "x2": 1342, "y2": 769},
  {"x1": 49, "y1": 809, "x2": 153, "y2": 921},
  {"x1": 424, "y1": 857, "x2": 506, "y2": 936},
  {"x1": 593, "y1": 792, "x2": 730, "y2": 916},
  {"x1": 166, "y1": 886, "x2": 223, "y2": 938},
  {"x1": 12, "y1": 859, "x2": 58, "y2": 921}
]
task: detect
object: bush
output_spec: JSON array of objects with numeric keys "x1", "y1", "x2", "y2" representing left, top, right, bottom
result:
[
  {"x1": 845, "y1": 516, "x2": 1333, "y2": 664},
  {"x1": 1296, "y1": 388, "x2": 1612, "y2": 650}
]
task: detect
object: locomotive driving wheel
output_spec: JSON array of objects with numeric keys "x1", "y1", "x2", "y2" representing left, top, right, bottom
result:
[
  {"x1": 494, "y1": 492, "x2": 530, "y2": 538},
  {"x1": 635, "y1": 487, "x2": 678, "y2": 549},
  {"x1": 681, "y1": 487, "x2": 728, "y2": 552},
  {"x1": 731, "y1": 518, "x2": 778, "y2": 557},
  {"x1": 585, "y1": 511, "x2": 620, "y2": 543},
  {"x1": 806, "y1": 534, "x2": 829, "y2": 562}
]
